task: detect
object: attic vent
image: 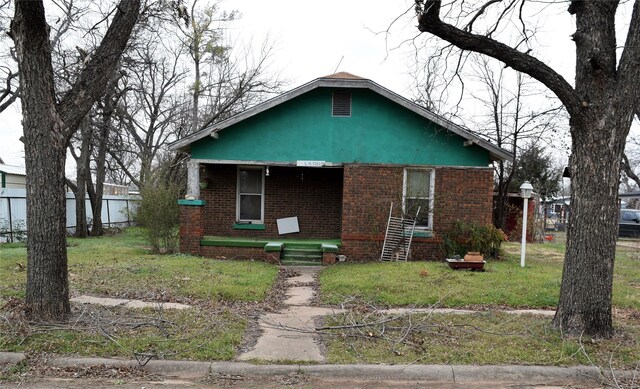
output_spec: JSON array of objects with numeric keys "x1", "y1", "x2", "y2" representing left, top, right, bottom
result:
[{"x1": 332, "y1": 91, "x2": 351, "y2": 117}]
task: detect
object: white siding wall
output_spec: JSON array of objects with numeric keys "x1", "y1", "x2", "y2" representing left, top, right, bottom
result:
[{"x1": 4, "y1": 173, "x2": 26, "y2": 189}]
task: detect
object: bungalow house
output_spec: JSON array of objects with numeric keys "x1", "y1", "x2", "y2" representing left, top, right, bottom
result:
[{"x1": 170, "y1": 72, "x2": 512, "y2": 264}]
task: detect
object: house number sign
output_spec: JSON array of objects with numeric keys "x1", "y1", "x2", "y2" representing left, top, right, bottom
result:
[{"x1": 296, "y1": 160, "x2": 326, "y2": 167}]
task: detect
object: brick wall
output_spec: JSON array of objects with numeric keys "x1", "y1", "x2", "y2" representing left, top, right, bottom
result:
[
  {"x1": 201, "y1": 164, "x2": 343, "y2": 238},
  {"x1": 340, "y1": 165, "x2": 493, "y2": 261},
  {"x1": 184, "y1": 163, "x2": 493, "y2": 262},
  {"x1": 179, "y1": 205, "x2": 204, "y2": 255},
  {"x1": 433, "y1": 167, "x2": 494, "y2": 230}
]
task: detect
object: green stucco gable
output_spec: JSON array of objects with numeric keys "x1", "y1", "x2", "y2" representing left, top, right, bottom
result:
[{"x1": 191, "y1": 88, "x2": 490, "y2": 166}]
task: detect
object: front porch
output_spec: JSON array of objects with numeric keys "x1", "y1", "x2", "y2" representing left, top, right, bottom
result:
[{"x1": 201, "y1": 236, "x2": 341, "y2": 266}]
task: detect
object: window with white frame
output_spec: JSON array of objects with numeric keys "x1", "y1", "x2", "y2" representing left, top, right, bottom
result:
[
  {"x1": 403, "y1": 168, "x2": 434, "y2": 229},
  {"x1": 237, "y1": 167, "x2": 264, "y2": 223}
]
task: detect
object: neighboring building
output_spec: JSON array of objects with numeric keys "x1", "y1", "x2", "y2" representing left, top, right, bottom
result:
[
  {"x1": 170, "y1": 72, "x2": 512, "y2": 264},
  {"x1": 0, "y1": 164, "x2": 26, "y2": 189},
  {"x1": 495, "y1": 192, "x2": 539, "y2": 241},
  {"x1": 66, "y1": 181, "x2": 130, "y2": 196}
]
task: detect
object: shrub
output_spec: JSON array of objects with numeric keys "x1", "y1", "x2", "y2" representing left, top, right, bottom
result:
[
  {"x1": 137, "y1": 179, "x2": 181, "y2": 254},
  {"x1": 442, "y1": 221, "x2": 507, "y2": 259}
]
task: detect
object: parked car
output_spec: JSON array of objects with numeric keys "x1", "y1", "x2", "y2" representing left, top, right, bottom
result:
[{"x1": 619, "y1": 209, "x2": 640, "y2": 238}]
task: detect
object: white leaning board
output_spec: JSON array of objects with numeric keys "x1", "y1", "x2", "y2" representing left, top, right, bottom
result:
[{"x1": 277, "y1": 216, "x2": 300, "y2": 234}]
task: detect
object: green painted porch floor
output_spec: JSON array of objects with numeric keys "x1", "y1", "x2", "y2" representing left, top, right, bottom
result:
[{"x1": 200, "y1": 236, "x2": 341, "y2": 266}]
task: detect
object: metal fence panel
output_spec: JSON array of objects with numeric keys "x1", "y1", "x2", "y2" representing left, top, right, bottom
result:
[{"x1": 0, "y1": 188, "x2": 139, "y2": 243}]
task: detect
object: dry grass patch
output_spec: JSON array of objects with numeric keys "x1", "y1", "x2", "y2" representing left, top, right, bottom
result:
[{"x1": 322, "y1": 311, "x2": 640, "y2": 369}]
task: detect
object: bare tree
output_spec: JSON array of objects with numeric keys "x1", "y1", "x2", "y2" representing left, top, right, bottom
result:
[
  {"x1": 413, "y1": 52, "x2": 565, "y2": 230},
  {"x1": 10, "y1": 0, "x2": 140, "y2": 320},
  {"x1": 103, "y1": 1, "x2": 283, "y2": 188},
  {"x1": 465, "y1": 57, "x2": 564, "y2": 229},
  {"x1": 415, "y1": 0, "x2": 640, "y2": 338},
  {"x1": 175, "y1": 0, "x2": 283, "y2": 134},
  {"x1": 0, "y1": 0, "x2": 94, "y2": 113},
  {"x1": 108, "y1": 42, "x2": 188, "y2": 188}
]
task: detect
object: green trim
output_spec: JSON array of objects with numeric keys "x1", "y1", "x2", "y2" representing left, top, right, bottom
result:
[
  {"x1": 178, "y1": 199, "x2": 206, "y2": 206},
  {"x1": 321, "y1": 243, "x2": 339, "y2": 253},
  {"x1": 233, "y1": 223, "x2": 266, "y2": 230},
  {"x1": 264, "y1": 242, "x2": 284, "y2": 252},
  {"x1": 1, "y1": 172, "x2": 5, "y2": 188},
  {"x1": 201, "y1": 236, "x2": 341, "y2": 249},
  {"x1": 201, "y1": 238, "x2": 267, "y2": 248},
  {"x1": 406, "y1": 230, "x2": 434, "y2": 238}
]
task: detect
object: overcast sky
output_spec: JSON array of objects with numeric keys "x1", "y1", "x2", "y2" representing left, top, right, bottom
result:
[{"x1": 0, "y1": 0, "x2": 584, "y2": 169}]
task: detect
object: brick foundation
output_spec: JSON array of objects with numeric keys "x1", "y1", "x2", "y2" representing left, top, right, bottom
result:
[{"x1": 200, "y1": 246, "x2": 280, "y2": 263}]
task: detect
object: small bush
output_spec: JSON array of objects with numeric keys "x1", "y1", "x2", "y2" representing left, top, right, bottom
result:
[
  {"x1": 137, "y1": 179, "x2": 181, "y2": 254},
  {"x1": 442, "y1": 221, "x2": 507, "y2": 259}
]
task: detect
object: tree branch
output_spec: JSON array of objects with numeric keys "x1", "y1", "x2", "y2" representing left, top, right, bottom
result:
[
  {"x1": 617, "y1": 0, "x2": 640, "y2": 87},
  {"x1": 621, "y1": 152, "x2": 640, "y2": 188},
  {"x1": 416, "y1": 0, "x2": 583, "y2": 118},
  {"x1": 57, "y1": 0, "x2": 140, "y2": 141}
]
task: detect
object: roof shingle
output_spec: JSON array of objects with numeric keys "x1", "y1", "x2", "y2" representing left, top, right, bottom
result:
[{"x1": 321, "y1": 72, "x2": 366, "y2": 80}]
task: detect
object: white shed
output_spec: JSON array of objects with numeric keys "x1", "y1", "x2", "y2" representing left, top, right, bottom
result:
[{"x1": 0, "y1": 164, "x2": 26, "y2": 189}]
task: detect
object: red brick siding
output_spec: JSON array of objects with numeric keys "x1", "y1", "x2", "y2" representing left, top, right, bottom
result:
[
  {"x1": 201, "y1": 164, "x2": 343, "y2": 238},
  {"x1": 179, "y1": 205, "x2": 204, "y2": 255},
  {"x1": 340, "y1": 165, "x2": 493, "y2": 261},
  {"x1": 433, "y1": 167, "x2": 494, "y2": 231},
  {"x1": 185, "y1": 163, "x2": 493, "y2": 262}
]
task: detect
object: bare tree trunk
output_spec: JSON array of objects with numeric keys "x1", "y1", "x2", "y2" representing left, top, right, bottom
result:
[
  {"x1": 11, "y1": 1, "x2": 70, "y2": 320},
  {"x1": 192, "y1": 56, "x2": 201, "y2": 133},
  {"x1": 493, "y1": 160, "x2": 511, "y2": 229},
  {"x1": 553, "y1": 113, "x2": 628, "y2": 338},
  {"x1": 10, "y1": 0, "x2": 140, "y2": 320},
  {"x1": 74, "y1": 118, "x2": 92, "y2": 238},
  {"x1": 91, "y1": 117, "x2": 109, "y2": 236}
]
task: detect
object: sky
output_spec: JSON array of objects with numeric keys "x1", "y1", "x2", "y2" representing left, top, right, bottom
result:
[{"x1": 0, "y1": 0, "x2": 588, "y2": 170}]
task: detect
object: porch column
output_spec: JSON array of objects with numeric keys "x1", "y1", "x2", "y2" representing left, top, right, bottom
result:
[
  {"x1": 186, "y1": 160, "x2": 200, "y2": 199},
  {"x1": 179, "y1": 159, "x2": 205, "y2": 255}
]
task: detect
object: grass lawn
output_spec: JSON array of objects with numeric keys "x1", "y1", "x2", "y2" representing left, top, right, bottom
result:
[
  {"x1": 0, "y1": 227, "x2": 279, "y2": 303},
  {"x1": 322, "y1": 312, "x2": 640, "y2": 369},
  {"x1": 0, "y1": 305, "x2": 245, "y2": 361},
  {"x1": 319, "y1": 240, "x2": 640, "y2": 309},
  {"x1": 0, "y1": 227, "x2": 278, "y2": 365}
]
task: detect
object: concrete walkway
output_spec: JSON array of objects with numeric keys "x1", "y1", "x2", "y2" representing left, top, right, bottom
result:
[
  {"x1": 71, "y1": 295, "x2": 191, "y2": 310},
  {"x1": 238, "y1": 266, "x2": 342, "y2": 362},
  {"x1": 236, "y1": 266, "x2": 556, "y2": 363}
]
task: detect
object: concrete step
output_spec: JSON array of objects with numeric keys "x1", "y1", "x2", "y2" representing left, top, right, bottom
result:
[
  {"x1": 284, "y1": 247, "x2": 322, "y2": 255},
  {"x1": 282, "y1": 248, "x2": 322, "y2": 265},
  {"x1": 282, "y1": 252, "x2": 322, "y2": 260},
  {"x1": 280, "y1": 258, "x2": 323, "y2": 266}
]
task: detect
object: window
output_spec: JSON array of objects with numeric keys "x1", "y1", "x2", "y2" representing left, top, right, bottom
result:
[
  {"x1": 237, "y1": 167, "x2": 264, "y2": 223},
  {"x1": 403, "y1": 169, "x2": 434, "y2": 229},
  {"x1": 332, "y1": 91, "x2": 351, "y2": 116}
]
